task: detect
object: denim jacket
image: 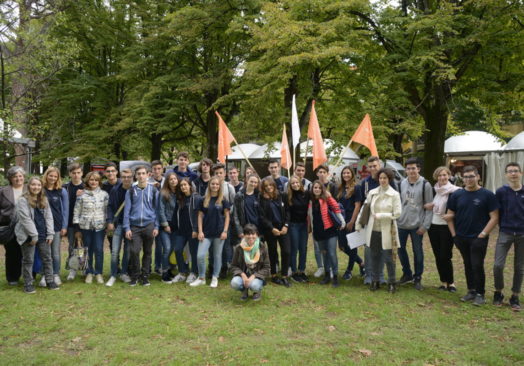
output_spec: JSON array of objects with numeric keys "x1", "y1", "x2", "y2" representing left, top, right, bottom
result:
[{"x1": 158, "y1": 192, "x2": 177, "y2": 228}]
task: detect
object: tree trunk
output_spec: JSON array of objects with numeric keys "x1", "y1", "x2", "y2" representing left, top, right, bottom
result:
[
  {"x1": 206, "y1": 108, "x2": 218, "y2": 160},
  {"x1": 150, "y1": 133, "x2": 162, "y2": 161},
  {"x1": 422, "y1": 106, "x2": 448, "y2": 182}
]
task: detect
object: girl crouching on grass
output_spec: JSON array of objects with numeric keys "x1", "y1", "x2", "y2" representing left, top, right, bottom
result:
[
  {"x1": 230, "y1": 224, "x2": 270, "y2": 301},
  {"x1": 191, "y1": 176, "x2": 230, "y2": 288},
  {"x1": 15, "y1": 177, "x2": 57, "y2": 294}
]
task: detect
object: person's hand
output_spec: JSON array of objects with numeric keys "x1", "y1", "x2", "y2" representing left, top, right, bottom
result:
[
  {"x1": 198, "y1": 232, "x2": 204, "y2": 241},
  {"x1": 30, "y1": 240, "x2": 37, "y2": 246},
  {"x1": 60, "y1": 228, "x2": 67, "y2": 237},
  {"x1": 152, "y1": 229, "x2": 158, "y2": 238},
  {"x1": 442, "y1": 213, "x2": 454, "y2": 221},
  {"x1": 107, "y1": 223, "x2": 114, "y2": 232},
  {"x1": 192, "y1": 232, "x2": 198, "y2": 239},
  {"x1": 125, "y1": 230, "x2": 132, "y2": 240},
  {"x1": 280, "y1": 226, "x2": 288, "y2": 235},
  {"x1": 416, "y1": 227, "x2": 426, "y2": 235},
  {"x1": 272, "y1": 228, "x2": 280, "y2": 236},
  {"x1": 478, "y1": 231, "x2": 487, "y2": 239},
  {"x1": 76, "y1": 189, "x2": 84, "y2": 197},
  {"x1": 46, "y1": 239, "x2": 52, "y2": 245},
  {"x1": 424, "y1": 202, "x2": 434, "y2": 210},
  {"x1": 346, "y1": 221, "x2": 354, "y2": 232},
  {"x1": 164, "y1": 226, "x2": 171, "y2": 234},
  {"x1": 241, "y1": 273, "x2": 249, "y2": 288},
  {"x1": 220, "y1": 231, "x2": 228, "y2": 240}
]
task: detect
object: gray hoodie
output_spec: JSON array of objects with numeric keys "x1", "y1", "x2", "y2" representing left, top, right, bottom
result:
[{"x1": 397, "y1": 176, "x2": 434, "y2": 230}]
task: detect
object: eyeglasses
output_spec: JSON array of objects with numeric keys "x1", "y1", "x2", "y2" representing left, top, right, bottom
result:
[
  {"x1": 462, "y1": 175, "x2": 477, "y2": 179},
  {"x1": 506, "y1": 170, "x2": 520, "y2": 174}
]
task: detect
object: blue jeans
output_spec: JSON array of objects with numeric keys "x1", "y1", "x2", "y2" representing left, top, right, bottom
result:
[
  {"x1": 197, "y1": 237, "x2": 224, "y2": 279},
  {"x1": 338, "y1": 230, "x2": 363, "y2": 273},
  {"x1": 154, "y1": 234, "x2": 164, "y2": 271},
  {"x1": 317, "y1": 235, "x2": 338, "y2": 275},
  {"x1": 160, "y1": 229, "x2": 175, "y2": 274},
  {"x1": 289, "y1": 222, "x2": 308, "y2": 272},
  {"x1": 66, "y1": 227, "x2": 76, "y2": 269},
  {"x1": 364, "y1": 245, "x2": 385, "y2": 284},
  {"x1": 82, "y1": 229, "x2": 105, "y2": 275},
  {"x1": 173, "y1": 234, "x2": 192, "y2": 274},
  {"x1": 110, "y1": 225, "x2": 130, "y2": 277},
  {"x1": 51, "y1": 231, "x2": 62, "y2": 275},
  {"x1": 314, "y1": 240, "x2": 324, "y2": 268},
  {"x1": 398, "y1": 228, "x2": 424, "y2": 279},
  {"x1": 230, "y1": 275, "x2": 264, "y2": 292}
]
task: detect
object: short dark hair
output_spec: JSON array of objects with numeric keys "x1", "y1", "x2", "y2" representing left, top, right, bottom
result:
[
  {"x1": 367, "y1": 156, "x2": 380, "y2": 164},
  {"x1": 134, "y1": 165, "x2": 149, "y2": 177},
  {"x1": 377, "y1": 168, "x2": 394, "y2": 183},
  {"x1": 68, "y1": 162, "x2": 82, "y2": 173},
  {"x1": 198, "y1": 158, "x2": 213, "y2": 173},
  {"x1": 505, "y1": 162, "x2": 521, "y2": 173},
  {"x1": 243, "y1": 224, "x2": 259, "y2": 236},
  {"x1": 151, "y1": 160, "x2": 163, "y2": 167},
  {"x1": 212, "y1": 163, "x2": 226, "y2": 175},
  {"x1": 268, "y1": 160, "x2": 280, "y2": 166},
  {"x1": 405, "y1": 157, "x2": 420, "y2": 168},
  {"x1": 462, "y1": 165, "x2": 478, "y2": 175},
  {"x1": 177, "y1": 151, "x2": 189, "y2": 160},
  {"x1": 105, "y1": 162, "x2": 118, "y2": 171},
  {"x1": 295, "y1": 162, "x2": 305, "y2": 169},
  {"x1": 228, "y1": 166, "x2": 238, "y2": 172},
  {"x1": 314, "y1": 164, "x2": 329, "y2": 174}
]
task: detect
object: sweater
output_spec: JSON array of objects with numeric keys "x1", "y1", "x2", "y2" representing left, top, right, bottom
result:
[
  {"x1": 496, "y1": 184, "x2": 524, "y2": 235},
  {"x1": 15, "y1": 197, "x2": 54, "y2": 245},
  {"x1": 73, "y1": 188, "x2": 109, "y2": 231},
  {"x1": 123, "y1": 184, "x2": 159, "y2": 231}
]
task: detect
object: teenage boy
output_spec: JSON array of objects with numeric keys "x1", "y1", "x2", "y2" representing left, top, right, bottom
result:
[
  {"x1": 228, "y1": 166, "x2": 244, "y2": 193},
  {"x1": 124, "y1": 166, "x2": 159, "y2": 286},
  {"x1": 172, "y1": 152, "x2": 197, "y2": 182},
  {"x1": 447, "y1": 165, "x2": 499, "y2": 306},
  {"x1": 493, "y1": 162, "x2": 524, "y2": 311},
  {"x1": 102, "y1": 162, "x2": 120, "y2": 273},
  {"x1": 149, "y1": 160, "x2": 165, "y2": 275},
  {"x1": 64, "y1": 163, "x2": 85, "y2": 280},
  {"x1": 266, "y1": 160, "x2": 288, "y2": 193},
  {"x1": 284, "y1": 162, "x2": 312, "y2": 191},
  {"x1": 105, "y1": 169, "x2": 134, "y2": 286},
  {"x1": 194, "y1": 158, "x2": 213, "y2": 197},
  {"x1": 397, "y1": 158, "x2": 434, "y2": 290}
]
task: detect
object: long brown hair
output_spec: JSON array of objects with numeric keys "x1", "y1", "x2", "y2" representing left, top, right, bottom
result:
[
  {"x1": 176, "y1": 178, "x2": 194, "y2": 208},
  {"x1": 287, "y1": 175, "x2": 304, "y2": 206},
  {"x1": 23, "y1": 177, "x2": 48, "y2": 209},
  {"x1": 260, "y1": 177, "x2": 278, "y2": 200},
  {"x1": 311, "y1": 180, "x2": 331, "y2": 208},
  {"x1": 203, "y1": 176, "x2": 224, "y2": 208},
  {"x1": 337, "y1": 166, "x2": 355, "y2": 199},
  {"x1": 161, "y1": 172, "x2": 178, "y2": 201}
]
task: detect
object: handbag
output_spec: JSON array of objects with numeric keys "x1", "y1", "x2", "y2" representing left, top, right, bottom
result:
[
  {"x1": 328, "y1": 202, "x2": 344, "y2": 229},
  {"x1": 68, "y1": 235, "x2": 88, "y2": 271},
  {"x1": 358, "y1": 202, "x2": 371, "y2": 227},
  {"x1": 0, "y1": 219, "x2": 17, "y2": 244}
]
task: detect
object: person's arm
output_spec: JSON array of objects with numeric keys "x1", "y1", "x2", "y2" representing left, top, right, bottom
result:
[
  {"x1": 221, "y1": 208, "x2": 230, "y2": 240},
  {"x1": 158, "y1": 195, "x2": 169, "y2": 229},
  {"x1": 233, "y1": 193, "x2": 243, "y2": 237},
  {"x1": 123, "y1": 189, "x2": 133, "y2": 240},
  {"x1": 60, "y1": 188, "x2": 69, "y2": 234},
  {"x1": 197, "y1": 211, "x2": 204, "y2": 241},
  {"x1": 258, "y1": 198, "x2": 273, "y2": 232},
  {"x1": 419, "y1": 182, "x2": 434, "y2": 234},
  {"x1": 256, "y1": 244, "x2": 271, "y2": 280},
  {"x1": 153, "y1": 188, "x2": 160, "y2": 231},
  {"x1": 280, "y1": 194, "x2": 289, "y2": 235},
  {"x1": 44, "y1": 205, "x2": 55, "y2": 243},
  {"x1": 16, "y1": 198, "x2": 38, "y2": 243},
  {"x1": 446, "y1": 209, "x2": 456, "y2": 237},
  {"x1": 479, "y1": 210, "x2": 498, "y2": 238},
  {"x1": 73, "y1": 195, "x2": 83, "y2": 226},
  {"x1": 230, "y1": 245, "x2": 244, "y2": 277}
]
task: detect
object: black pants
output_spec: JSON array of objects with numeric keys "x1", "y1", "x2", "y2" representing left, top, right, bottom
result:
[
  {"x1": 264, "y1": 231, "x2": 290, "y2": 277},
  {"x1": 4, "y1": 237, "x2": 22, "y2": 282},
  {"x1": 454, "y1": 236, "x2": 488, "y2": 295},
  {"x1": 428, "y1": 224, "x2": 454, "y2": 284},
  {"x1": 128, "y1": 224, "x2": 155, "y2": 281}
]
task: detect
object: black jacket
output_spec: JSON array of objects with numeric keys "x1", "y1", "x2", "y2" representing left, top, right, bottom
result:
[
  {"x1": 230, "y1": 241, "x2": 271, "y2": 280},
  {"x1": 233, "y1": 189, "x2": 260, "y2": 236},
  {"x1": 258, "y1": 193, "x2": 290, "y2": 233}
]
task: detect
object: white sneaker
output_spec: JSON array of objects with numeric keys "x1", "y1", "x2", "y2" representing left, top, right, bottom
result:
[
  {"x1": 210, "y1": 276, "x2": 218, "y2": 288},
  {"x1": 186, "y1": 273, "x2": 197, "y2": 283},
  {"x1": 39, "y1": 276, "x2": 46, "y2": 287},
  {"x1": 53, "y1": 274, "x2": 62, "y2": 286},
  {"x1": 85, "y1": 274, "x2": 93, "y2": 284},
  {"x1": 67, "y1": 270, "x2": 76, "y2": 281},
  {"x1": 96, "y1": 274, "x2": 104, "y2": 284},
  {"x1": 173, "y1": 273, "x2": 187, "y2": 283},
  {"x1": 288, "y1": 268, "x2": 293, "y2": 277},
  {"x1": 314, "y1": 267, "x2": 325, "y2": 278},
  {"x1": 189, "y1": 278, "x2": 206, "y2": 287},
  {"x1": 120, "y1": 274, "x2": 131, "y2": 283},
  {"x1": 106, "y1": 276, "x2": 116, "y2": 287}
]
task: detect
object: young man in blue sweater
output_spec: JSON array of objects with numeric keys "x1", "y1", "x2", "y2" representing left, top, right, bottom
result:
[
  {"x1": 124, "y1": 166, "x2": 159, "y2": 286},
  {"x1": 493, "y1": 162, "x2": 524, "y2": 311}
]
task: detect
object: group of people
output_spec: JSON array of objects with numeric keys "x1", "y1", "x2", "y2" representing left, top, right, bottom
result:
[{"x1": 0, "y1": 153, "x2": 522, "y2": 308}]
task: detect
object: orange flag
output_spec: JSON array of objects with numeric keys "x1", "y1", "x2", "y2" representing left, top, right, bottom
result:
[
  {"x1": 351, "y1": 114, "x2": 378, "y2": 157},
  {"x1": 216, "y1": 111, "x2": 235, "y2": 163},
  {"x1": 280, "y1": 124, "x2": 292, "y2": 170},
  {"x1": 307, "y1": 100, "x2": 327, "y2": 170}
]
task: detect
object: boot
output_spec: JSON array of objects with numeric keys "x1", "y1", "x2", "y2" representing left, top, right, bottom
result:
[
  {"x1": 332, "y1": 275, "x2": 339, "y2": 288},
  {"x1": 320, "y1": 272, "x2": 331, "y2": 285},
  {"x1": 370, "y1": 281, "x2": 379, "y2": 291},
  {"x1": 388, "y1": 283, "x2": 396, "y2": 293}
]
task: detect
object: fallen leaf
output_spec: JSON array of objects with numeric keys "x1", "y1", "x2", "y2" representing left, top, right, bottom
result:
[
  {"x1": 327, "y1": 325, "x2": 336, "y2": 332},
  {"x1": 358, "y1": 349, "x2": 372, "y2": 357},
  {"x1": 218, "y1": 336, "x2": 224, "y2": 343}
]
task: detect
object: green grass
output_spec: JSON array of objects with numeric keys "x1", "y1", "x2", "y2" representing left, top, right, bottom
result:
[{"x1": 0, "y1": 235, "x2": 523, "y2": 365}]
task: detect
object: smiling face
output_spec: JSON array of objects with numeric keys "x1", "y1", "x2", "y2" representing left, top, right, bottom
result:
[
  {"x1": 29, "y1": 178, "x2": 42, "y2": 195},
  {"x1": 105, "y1": 166, "x2": 118, "y2": 183},
  {"x1": 179, "y1": 180, "x2": 191, "y2": 195},
  {"x1": 263, "y1": 181, "x2": 275, "y2": 194},
  {"x1": 294, "y1": 165, "x2": 306, "y2": 179},
  {"x1": 177, "y1": 156, "x2": 189, "y2": 170},
  {"x1": 168, "y1": 174, "x2": 178, "y2": 191},
  {"x1": 378, "y1": 172, "x2": 390, "y2": 188},
  {"x1": 290, "y1": 177, "x2": 301, "y2": 191},
  {"x1": 152, "y1": 164, "x2": 164, "y2": 180},
  {"x1": 312, "y1": 182, "x2": 323, "y2": 197},
  {"x1": 88, "y1": 176, "x2": 100, "y2": 189},
  {"x1": 209, "y1": 178, "x2": 221, "y2": 194},
  {"x1": 10, "y1": 172, "x2": 25, "y2": 188},
  {"x1": 406, "y1": 163, "x2": 420, "y2": 181},
  {"x1": 247, "y1": 176, "x2": 259, "y2": 191},
  {"x1": 244, "y1": 232, "x2": 258, "y2": 246},
  {"x1": 368, "y1": 161, "x2": 380, "y2": 179},
  {"x1": 46, "y1": 171, "x2": 58, "y2": 188},
  {"x1": 228, "y1": 168, "x2": 239, "y2": 183},
  {"x1": 437, "y1": 170, "x2": 450, "y2": 186},
  {"x1": 342, "y1": 167, "x2": 353, "y2": 183}
]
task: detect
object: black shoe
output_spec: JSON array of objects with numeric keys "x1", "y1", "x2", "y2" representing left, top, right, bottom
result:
[
  {"x1": 461, "y1": 291, "x2": 477, "y2": 302},
  {"x1": 241, "y1": 289, "x2": 249, "y2": 300},
  {"x1": 141, "y1": 277, "x2": 151, "y2": 286},
  {"x1": 319, "y1": 274, "x2": 331, "y2": 285},
  {"x1": 8, "y1": 281, "x2": 18, "y2": 286},
  {"x1": 447, "y1": 285, "x2": 457, "y2": 293},
  {"x1": 510, "y1": 295, "x2": 521, "y2": 312},
  {"x1": 473, "y1": 294, "x2": 486, "y2": 306},
  {"x1": 162, "y1": 273, "x2": 173, "y2": 284},
  {"x1": 438, "y1": 285, "x2": 447, "y2": 291},
  {"x1": 47, "y1": 282, "x2": 60, "y2": 290},
  {"x1": 332, "y1": 275, "x2": 339, "y2": 288},
  {"x1": 129, "y1": 279, "x2": 138, "y2": 287},
  {"x1": 388, "y1": 283, "x2": 396, "y2": 293},
  {"x1": 493, "y1": 291, "x2": 504, "y2": 306},
  {"x1": 154, "y1": 268, "x2": 161, "y2": 276},
  {"x1": 299, "y1": 273, "x2": 309, "y2": 282},
  {"x1": 291, "y1": 273, "x2": 304, "y2": 283},
  {"x1": 166, "y1": 270, "x2": 175, "y2": 280},
  {"x1": 370, "y1": 281, "x2": 379, "y2": 291},
  {"x1": 24, "y1": 284, "x2": 36, "y2": 294},
  {"x1": 398, "y1": 274, "x2": 414, "y2": 284},
  {"x1": 359, "y1": 264, "x2": 366, "y2": 277},
  {"x1": 252, "y1": 292, "x2": 261, "y2": 301},
  {"x1": 281, "y1": 277, "x2": 291, "y2": 288},
  {"x1": 342, "y1": 271, "x2": 352, "y2": 280},
  {"x1": 219, "y1": 267, "x2": 228, "y2": 280},
  {"x1": 414, "y1": 279, "x2": 423, "y2": 291},
  {"x1": 271, "y1": 276, "x2": 283, "y2": 285}
]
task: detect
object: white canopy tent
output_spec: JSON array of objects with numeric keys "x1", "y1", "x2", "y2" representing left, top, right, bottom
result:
[
  {"x1": 444, "y1": 130, "x2": 505, "y2": 155},
  {"x1": 484, "y1": 131, "x2": 524, "y2": 191}
]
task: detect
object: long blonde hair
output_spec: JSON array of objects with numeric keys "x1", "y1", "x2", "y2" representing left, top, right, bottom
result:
[
  {"x1": 23, "y1": 177, "x2": 48, "y2": 209},
  {"x1": 203, "y1": 176, "x2": 224, "y2": 208},
  {"x1": 42, "y1": 166, "x2": 63, "y2": 190}
]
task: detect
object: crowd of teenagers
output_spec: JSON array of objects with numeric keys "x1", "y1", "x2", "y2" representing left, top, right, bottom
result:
[{"x1": 0, "y1": 153, "x2": 522, "y2": 308}]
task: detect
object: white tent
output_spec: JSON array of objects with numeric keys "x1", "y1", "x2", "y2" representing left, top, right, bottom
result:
[
  {"x1": 299, "y1": 138, "x2": 359, "y2": 161},
  {"x1": 226, "y1": 143, "x2": 261, "y2": 161},
  {"x1": 248, "y1": 143, "x2": 283, "y2": 159},
  {"x1": 445, "y1": 130, "x2": 505, "y2": 155},
  {"x1": 504, "y1": 131, "x2": 524, "y2": 150},
  {"x1": 484, "y1": 130, "x2": 524, "y2": 191}
]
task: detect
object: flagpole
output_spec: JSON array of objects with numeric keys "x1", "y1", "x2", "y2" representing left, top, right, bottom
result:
[
  {"x1": 334, "y1": 138, "x2": 353, "y2": 168},
  {"x1": 231, "y1": 138, "x2": 255, "y2": 170}
]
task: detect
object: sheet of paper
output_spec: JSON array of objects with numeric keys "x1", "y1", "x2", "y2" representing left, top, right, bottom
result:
[{"x1": 347, "y1": 230, "x2": 366, "y2": 249}]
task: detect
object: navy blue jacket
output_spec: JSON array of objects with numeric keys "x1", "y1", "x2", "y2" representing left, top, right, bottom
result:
[
  {"x1": 107, "y1": 182, "x2": 129, "y2": 226},
  {"x1": 496, "y1": 184, "x2": 524, "y2": 235}
]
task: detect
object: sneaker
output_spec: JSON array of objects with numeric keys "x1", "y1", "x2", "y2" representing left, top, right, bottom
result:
[
  {"x1": 172, "y1": 273, "x2": 187, "y2": 283},
  {"x1": 96, "y1": 274, "x2": 104, "y2": 284},
  {"x1": 39, "y1": 276, "x2": 47, "y2": 287},
  {"x1": 281, "y1": 277, "x2": 291, "y2": 288},
  {"x1": 320, "y1": 274, "x2": 331, "y2": 285},
  {"x1": 120, "y1": 274, "x2": 131, "y2": 283},
  {"x1": 252, "y1": 292, "x2": 261, "y2": 301},
  {"x1": 210, "y1": 276, "x2": 218, "y2": 288},
  {"x1": 106, "y1": 276, "x2": 116, "y2": 287},
  {"x1": 493, "y1": 291, "x2": 504, "y2": 306},
  {"x1": 291, "y1": 273, "x2": 304, "y2": 283},
  {"x1": 154, "y1": 268, "x2": 161, "y2": 276},
  {"x1": 162, "y1": 273, "x2": 173, "y2": 284},
  {"x1": 461, "y1": 291, "x2": 476, "y2": 302},
  {"x1": 141, "y1": 277, "x2": 151, "y2": 286},
  {"x1": 300, "y1": 273, "x2": 309, "y2": 282},
  {"x1": 186, "y1": 273, "x2": 197, "y2": 283},
  {"x1": 472, "y1": 294, "x2": 486, "y2": 306},
  {"x1": 342, "y1": 271, "x2": 352, "y2": 281},
  {"x1": 288, "y1": 268, "x2": 293, "y2": 277},
  {"x1": 414, "y1": 279, "x2": 424, "y2": 291},
  {"x1": 447, "y1": 285, "x2": 457, "y2": 293},
  {"x1": 332, "y1": 275, "x2": 339, "y2": 288},
  {"x1": 53, "y1": 275, "x2": 62, "y2": 286},
  {"x1": 363, "y1": 275, "x2": 372, "y2": 285},
  {"x1": 369, "y1": 281, "x2": 379, "y2": 291},
  {"x1": 388, "y1": 283, "x2": 397, "y2": 293},
  {"x1": 509, "y1": 295, "x2": 521, "y2": 312},
  {"x1": 398, "y1": 274, "x2": 414, "y2": 284},
  {"x1": 24, "y1": 284, "x2": 36, "y2": 294},
  {"x1": 47, "y1": 282, "x2": 60, "y2": 290},
  {"x1": 85, "y1": 274, "x2": 93, "y2": 284},
  {"x1": 129, "y1": 279, "x2": 138, "y2": 287},
  {"x1": 359, "y1": 264, "x2": 366, "y2": 277},
  {"x1": 67, "y1": 270, "x2": 76, "y2": 281},
  {"x1": 271, "y1": 277, "x2": 283, "y2": 286},
  {"x1": 314, "y1": 267, "x2": 325, "y2": 278},
  {"x1": 241, "y1": 288, "x2": 249, "y2": 301},
  {"x1": 190, "y1": 278, "x2": 206, "y2": 287},
  {"x1": 8, "y1": 281, "x2": 18, "y2": 286},
  {"x1": 438, "y1": 285, "x2": 447, "y2": 291}
]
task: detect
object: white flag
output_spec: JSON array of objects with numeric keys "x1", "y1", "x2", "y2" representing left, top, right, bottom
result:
[{"x1": 291, "y1": 94, "x2": 300, "y2": 149}]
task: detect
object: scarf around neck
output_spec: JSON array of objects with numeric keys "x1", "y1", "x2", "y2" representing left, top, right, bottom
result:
[
  {"x1": 433, "y1": 182, "x2": 460, "y2": 215},
  {"x1": 240, "y1": 237, "x2": 261, "y2": 265}
]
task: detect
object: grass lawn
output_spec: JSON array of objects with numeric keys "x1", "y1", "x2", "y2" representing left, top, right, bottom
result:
[{"x1": 0, "y1": 235, "x2": 522, "y2": 365}]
